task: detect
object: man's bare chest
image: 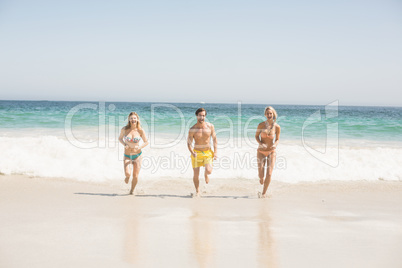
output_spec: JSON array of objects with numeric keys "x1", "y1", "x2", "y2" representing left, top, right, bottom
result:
[{"x1": 193, "y1": 128, "x2": 211, "y2": 139}]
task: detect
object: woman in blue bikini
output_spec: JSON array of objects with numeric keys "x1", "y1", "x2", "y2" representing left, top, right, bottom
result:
[{"x1": 119, "y1": 112, "x2": 149, "y2": 195}]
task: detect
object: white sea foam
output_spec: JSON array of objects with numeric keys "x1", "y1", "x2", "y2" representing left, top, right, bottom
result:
[{"x1": 0, "y1": 130, "x2": 401, "y2": 183}]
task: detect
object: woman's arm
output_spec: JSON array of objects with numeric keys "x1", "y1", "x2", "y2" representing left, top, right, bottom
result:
[
  {"x1": 119, "y1": 128, "x2": 128, "y2": 149},
  {"x1": 255, "y1": 122, "x2": 263, "y2": 146},
  {"x1": 139, "y1": 129, "x2": 149, "y2": 150},
  {"x1": 273, "y1": 124, "x2": 281, "y2": 148}
]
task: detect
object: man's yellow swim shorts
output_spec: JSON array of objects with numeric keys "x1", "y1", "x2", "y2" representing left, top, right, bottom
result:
[{"x1": 191, "y1": 149, "x2": 214, "y2": 168}]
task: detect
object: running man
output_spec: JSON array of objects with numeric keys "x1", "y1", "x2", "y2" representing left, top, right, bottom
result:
[{"x1": 187, "y1": 108, "x2": 218, "y2": 197}]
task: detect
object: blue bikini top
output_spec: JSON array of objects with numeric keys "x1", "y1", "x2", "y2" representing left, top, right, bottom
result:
[{"x1": 124, "y1": 136, "x2": 141, "y2": 143}]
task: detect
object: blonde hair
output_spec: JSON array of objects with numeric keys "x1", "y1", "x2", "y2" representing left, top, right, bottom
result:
[
  {"x1": 264, "y1": 106, "x2": 278, "y2": 123},
  {"x1": 124, "y1": 112, "x2": 142, "y2": 130}
]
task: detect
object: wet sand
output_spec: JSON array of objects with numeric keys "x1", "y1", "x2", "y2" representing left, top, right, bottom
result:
[{"x1": 1, "y1": 175, "x2": 402, "y2": 267}]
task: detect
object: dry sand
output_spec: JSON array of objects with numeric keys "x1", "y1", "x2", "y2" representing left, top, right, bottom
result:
[{"x1": 1, "y1": 175, "x2": 402, "y2": 267}]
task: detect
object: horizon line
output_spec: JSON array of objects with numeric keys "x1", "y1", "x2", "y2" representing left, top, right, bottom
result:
[{"x1": 0, "y1": 98, "x2": 401, "y2": 108}]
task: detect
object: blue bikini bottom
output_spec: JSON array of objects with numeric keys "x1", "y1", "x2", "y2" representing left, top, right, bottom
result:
[{"x1": 124, "y1": 151, "x2": 142, "y2": 160}]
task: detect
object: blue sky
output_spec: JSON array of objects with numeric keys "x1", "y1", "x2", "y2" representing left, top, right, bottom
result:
[{"x1": 1, "y1": 0, "x2": 401, "y2": 106}]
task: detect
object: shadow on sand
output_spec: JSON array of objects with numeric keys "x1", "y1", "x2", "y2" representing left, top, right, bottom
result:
[
  {"x1": 74, "y1": 193, "x2": 192, "y2": 198},
  {"x1": 74, "y1": 193, "x2": 252, "y2": 199},
  {"x1": 74, "y1": 192, "x2": 130, "y2": 197}
]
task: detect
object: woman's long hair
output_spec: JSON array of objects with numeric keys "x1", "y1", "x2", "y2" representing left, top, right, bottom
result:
[{"x1": 124, "y1": 112, "x2": 142, "y2": 130}]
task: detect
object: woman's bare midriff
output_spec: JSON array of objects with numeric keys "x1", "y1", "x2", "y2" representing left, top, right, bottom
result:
[{"x1": 124, "y1": 143, "x2": 141, "y2": 155}]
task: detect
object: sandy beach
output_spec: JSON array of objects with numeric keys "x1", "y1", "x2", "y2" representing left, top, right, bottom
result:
[{"x1": 1, "y1": 175, "x2": 402, "y2": 267}]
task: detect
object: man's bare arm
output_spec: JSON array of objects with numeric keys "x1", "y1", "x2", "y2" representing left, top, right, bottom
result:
[
  {"x1": 211, "y1": 124, "x2": 218, "y2": 159},
  {"x1": 187, "y1": 129, "x2": 196, "y2": 157}
]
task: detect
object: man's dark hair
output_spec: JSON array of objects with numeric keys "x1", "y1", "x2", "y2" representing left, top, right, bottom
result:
[{"x1": 195, "y1": 108, "x2": 207, "y2": 116}]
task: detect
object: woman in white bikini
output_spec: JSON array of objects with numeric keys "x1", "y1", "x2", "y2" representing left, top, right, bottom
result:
[
  {"x1": 255, "y1": 106, "x2": 281, "y2": 198},
  {"x1": 119, "y1": 112, "x2": 149, "y2": 195}
]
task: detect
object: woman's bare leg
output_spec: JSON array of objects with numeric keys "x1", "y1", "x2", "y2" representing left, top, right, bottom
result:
[
  {"x1": 124, "y1": 158, "x2": 132, "y2": 184},
  {"x1": 262, "y1": 152, "x2": 276, "y2": 196},
  {"x1": 130, "y1": 156, "x2": 142, "y2": 195},
  {"x1": 257, "y1": 151, "x2": 267, "y2": 185}
]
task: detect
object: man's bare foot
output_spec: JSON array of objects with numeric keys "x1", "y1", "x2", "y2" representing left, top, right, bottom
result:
[
  {"x1": 202, "y1": 185, "x2": 208, "y2": 194},
  {"x1": 191, "y1": 192, "x2": 200, "y2": 198},
  {"x1": 125, "y1": 177, "x2": 129, "y2": 184},
  {"x1": 129, "y1": 190, "x2": 134, "y2": 195}
]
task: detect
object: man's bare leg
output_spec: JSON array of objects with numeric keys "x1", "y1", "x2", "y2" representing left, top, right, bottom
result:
[
  {"x1": 193, "y1": 167, "x2": 201, "y2": 196},
  {"x1": 204, "y1": 164, "x2": 212, "y2": 184}
]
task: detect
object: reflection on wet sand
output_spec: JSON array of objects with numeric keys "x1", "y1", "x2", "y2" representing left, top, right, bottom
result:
[
  {"x1": 124, "y1": 206, "x2": 195, "y2": 266},
  {"x1": 121, "y1": 200, "x2": 278, "y2": 266},
  {"x1": 124, "y1": 213, "x2": 142, "y2": 265},
  {"x1": 190, "y1": 205, "x2": 216, "y2": 267},
  {"x1": 190, "y1": 201, "x2": 279, "y2": 267},
  {"x1": 258, "y1": 203, "x2": 279, "y2": 267}
]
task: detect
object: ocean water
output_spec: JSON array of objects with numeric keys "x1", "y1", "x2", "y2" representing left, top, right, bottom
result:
[{"x1": 0, "y1": 100, "x2": 401, "y2": 183}]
